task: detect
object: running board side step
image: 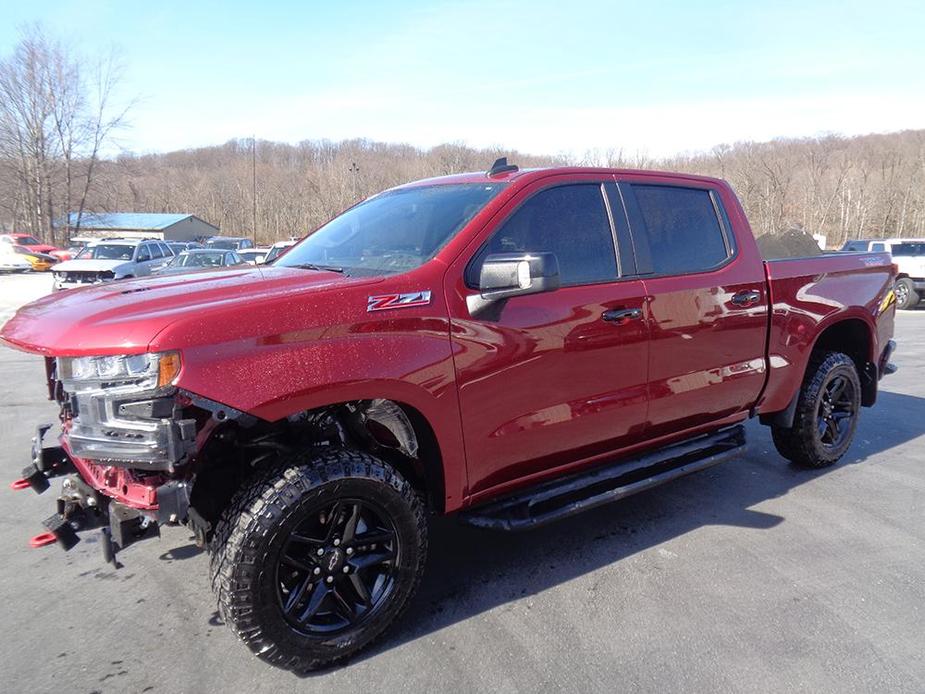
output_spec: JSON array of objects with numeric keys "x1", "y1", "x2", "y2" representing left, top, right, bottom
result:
[{"x1": 459, "y1": 425, "x2": 746, "y2": 531}]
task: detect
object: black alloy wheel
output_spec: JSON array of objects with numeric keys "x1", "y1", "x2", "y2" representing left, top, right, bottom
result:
[
  {"x1": 276, "y1": 499, "x2": 400, "y2": 636},
  {"x1": 815, "y1": 373, "x2": 857, "y2": 450},
  {"x1": 210, "y1": 449, "x2": 427, "y2": 672},
  {"x1": 770, "y1": 351, "x2": 862, "y2": 468}
]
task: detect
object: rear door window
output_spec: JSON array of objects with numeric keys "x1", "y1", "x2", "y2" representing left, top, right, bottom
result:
[
  {"x1": 628, "y1": 185, "x2": 731, "y2": 275},
  {"x1": 468, "y1": 183, "x2": 619, "y2": 287}
]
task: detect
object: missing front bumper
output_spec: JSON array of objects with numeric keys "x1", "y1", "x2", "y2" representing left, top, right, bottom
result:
[
  {"x1": 14, "y1": 428, "x2": 189, "y2": 567},
  {"x1": 64, "y1": 390, "x2": 197, "y2": 471}
]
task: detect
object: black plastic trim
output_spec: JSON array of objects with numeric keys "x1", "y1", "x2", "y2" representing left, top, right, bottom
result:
[{"x1": 459, "y1": 425, "x2": 746, "y2": 531}]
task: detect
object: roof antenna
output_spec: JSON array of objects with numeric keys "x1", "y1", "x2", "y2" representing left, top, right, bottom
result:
[{"x1": 487, "y1": 157, "x2": 518, "y2": 177}]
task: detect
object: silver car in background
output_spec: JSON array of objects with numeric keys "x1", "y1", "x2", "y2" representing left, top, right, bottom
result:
[{"x1": 52, "y1": 238, "x2": 174, "y2": 290}]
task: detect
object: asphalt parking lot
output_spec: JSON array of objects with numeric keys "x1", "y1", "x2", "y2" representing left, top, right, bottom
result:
[{"x1": 0, "y1": 272, "x2": 923, "y2": 693}]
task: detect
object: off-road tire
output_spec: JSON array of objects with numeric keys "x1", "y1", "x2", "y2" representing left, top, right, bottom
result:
[
  {"x1": 895, "y1": 277, "x2": 919, "y2": 310},
  {"x1": 209, "y1": 449, "x2": 428, "y2": 672},
  {"x1": 771, "y1": 351, "x2": 861, "y2": 468}
]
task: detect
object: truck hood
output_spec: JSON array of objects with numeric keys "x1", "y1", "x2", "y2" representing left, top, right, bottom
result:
[
  {"x1": 52, "y1": 258, "x2": 131, "y2": 273},
  {"x1": 0, "y1": 265, "x2": 379, "y2": 356}
]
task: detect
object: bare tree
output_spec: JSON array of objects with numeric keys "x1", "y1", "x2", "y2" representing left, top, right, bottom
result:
[{"x1": 0, "y1": 25, "x2": 131, "y2": 243}]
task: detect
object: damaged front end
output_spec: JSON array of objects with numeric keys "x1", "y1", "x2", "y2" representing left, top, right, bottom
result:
[
  {"x1": 13, "y1": 353, "x2": 206, "y2": 566},
  {"x1": 13, "y1": 353, "x2": 428, "y2": 568}
]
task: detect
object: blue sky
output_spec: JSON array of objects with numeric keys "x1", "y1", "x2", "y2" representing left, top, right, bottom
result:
[{"x1": 1, "y1": 0, "x2": 923, "y2": 157}]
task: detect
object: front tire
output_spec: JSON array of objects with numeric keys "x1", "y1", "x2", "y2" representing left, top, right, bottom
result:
[
  {"x1": 210, "y1": 449, "x2": 428, "y2": 672},
  {"x1": 895, "y1": 277, "x2": 919, "y2": 310},
  {"x1": 771, "y1": 351, "x2": 861, "y2": 468}
]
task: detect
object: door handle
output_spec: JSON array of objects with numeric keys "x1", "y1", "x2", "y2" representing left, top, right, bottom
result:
[
  {"x1": 730, "y1": 290, "x2": 761, "y2": 307},
  {"x1": 602, "y1": 307, "x2": 642, "y2": 323}
]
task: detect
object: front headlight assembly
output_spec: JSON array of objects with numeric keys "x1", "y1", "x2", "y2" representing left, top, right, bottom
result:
[
  {"x1": 54, "y1": 351, "x2": 193, "y2": 469},
  {"x1": 56, "y1": 352, "x2": 182, "y2": 393}
]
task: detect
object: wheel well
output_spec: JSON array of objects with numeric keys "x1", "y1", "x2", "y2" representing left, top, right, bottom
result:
[
  {"x1": 188, "y1": 399, "x2": 447, "y2": 535},
  {"x1": 813, "y1": 319, "x2": 871, "y2": 370},
  {"x1": 896, "y1": 273, "x2": 909, "y2": 280},
  {"x1": 810, "y1": 318, "x2": 877, "y2": 407},
  {"x1": 760, "y1": 318, "x2": 876, "y2": 429}
]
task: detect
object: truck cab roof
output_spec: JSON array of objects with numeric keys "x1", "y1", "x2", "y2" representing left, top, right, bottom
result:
[{"x1": 399, "y1": 166, "x2": 727, "y2": 190}]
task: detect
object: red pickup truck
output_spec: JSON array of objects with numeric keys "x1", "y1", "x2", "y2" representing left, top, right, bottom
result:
[{"x1": 1, "y1": 161, "x2": 897, "y2": 671}]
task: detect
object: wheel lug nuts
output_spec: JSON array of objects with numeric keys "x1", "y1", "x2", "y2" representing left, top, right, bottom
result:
[
  {"x1": 313, "y1": 567, "x2": 321, "y2": 575},
  {"x1": 316, "y1": 548, "x2": 324, "y2": 556},
  {"x1": 333, "y1": 538, "x2": 341, "y2": 547},
  {"x1": 342, "y1": 566, "x2": 349, "y2": 573},
  {"x1": 346, "y1": 547, "x2": 354, "y2": 555},
  {"x1": 326, "y1": 576, "x2": 334, "y2": 584}
]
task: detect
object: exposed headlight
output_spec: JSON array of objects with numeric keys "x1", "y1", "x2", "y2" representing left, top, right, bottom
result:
[{"x1": 56, "y1": 351, "x2": 181, "y2": 392}]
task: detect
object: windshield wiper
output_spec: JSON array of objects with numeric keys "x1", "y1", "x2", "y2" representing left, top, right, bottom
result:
[{"x1": 290, "y1": 263, "x2": 346, "y2": 274}]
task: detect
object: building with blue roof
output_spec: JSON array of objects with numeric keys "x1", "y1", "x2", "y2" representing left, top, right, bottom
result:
[{"x1": 64, "y1": 212, "x2": 219, "y2": 242}]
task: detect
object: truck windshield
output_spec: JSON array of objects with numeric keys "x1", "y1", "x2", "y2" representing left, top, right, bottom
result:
[
  {"x1": 173, "y1": 251, "x2": 226, "y2": 267},
  {"x1": 275, "y1": 183, "x2": 505, "y2": 276},
  {"x1": 76, "y1": 244, "x2": 135, "y2": 261}
]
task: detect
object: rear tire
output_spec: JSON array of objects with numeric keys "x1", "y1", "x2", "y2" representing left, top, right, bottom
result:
[
  {"x1": 209, "y1": 449, "x2": 428, "y2": 672},
  {"x1": 770, "y1": 351, "x2": 861, "y2": 468},
  {"x1": 895, "y1": 277, "x2": 919, "y2": 310}
]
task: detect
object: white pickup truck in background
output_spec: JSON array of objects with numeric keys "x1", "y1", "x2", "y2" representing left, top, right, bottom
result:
[{"x1": 842, "y1": 238, "x2": 925, "y2": 309}]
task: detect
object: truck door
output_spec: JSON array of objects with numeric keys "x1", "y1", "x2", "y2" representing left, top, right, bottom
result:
[
  {"x1": 618, "y1": 177, "x2": 769, "y2": 437},
  {"x1": 445, "y1": 177, "x2": 650, "y2": 498}
]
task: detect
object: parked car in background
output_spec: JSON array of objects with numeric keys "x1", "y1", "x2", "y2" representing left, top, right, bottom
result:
[
  {"x1": 841, "y1": 237, "x2": 925, "y2": 309},
  {"x1": 13, "y1": 247, "x2": 57, "y2": 272},
  {"x1": 0, "y1": 244, "x2": 31, "y2": 273},
  {"x1": 238, "y1": 248, "x2": 269, "y2": 264},
  {"x1": 840, "y1": 237, "x2": 925, "y2": 253},
  {"x1": 155, "y1": 248, "x2": 247, "y2": 275},
  {"x1": 63, "y1": 236, "x2": 100, "y2": 259},
  {"x1": 51, "y1": 238, "x2": 174, "y2": 290},
  {"x1": 888, "y1": 241, "x2": 925, "y2": 309},
  {"x1": 0, "y1": 233, "x2": 69, "y2": 261},
  {"x1": 263, "y1": 239, "x2": 296, "y2": 262},
  {"x1": 205, "y1": 236, "x2": 255, "y2": 251},
  {"x1": 166, "y1": 241, "x2": 204, "y2": 255}
]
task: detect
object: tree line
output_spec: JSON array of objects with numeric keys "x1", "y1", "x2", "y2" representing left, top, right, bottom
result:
[
  {"x1": 0, "y1": 26, "x2": 128, "y2": 245},
  {"x1": 2, "y1": 28, "x2": 924, "y2": 248}
]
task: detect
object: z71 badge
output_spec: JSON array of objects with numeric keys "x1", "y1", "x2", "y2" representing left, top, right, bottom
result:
[{"x1": 367, "y1": 291, "x2": 432, "y2": 312}]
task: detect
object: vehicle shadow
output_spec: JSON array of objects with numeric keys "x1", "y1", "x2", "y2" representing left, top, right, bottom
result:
[{"x1": 344, "y1": 389, "x2": 925, "y2": 667}]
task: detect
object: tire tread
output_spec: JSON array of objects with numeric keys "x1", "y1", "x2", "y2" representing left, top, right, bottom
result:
[
  {"x1": 770, "y1": 351, "x2": 860, "y2": 468},
  {"x1": 209, "y1": 448, "x2": 427, "y2": 672}
]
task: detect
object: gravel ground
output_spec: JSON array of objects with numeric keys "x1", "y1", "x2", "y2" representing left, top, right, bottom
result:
[{"x1": 0, "y1": 272, "x2": 922, "y2": 693}]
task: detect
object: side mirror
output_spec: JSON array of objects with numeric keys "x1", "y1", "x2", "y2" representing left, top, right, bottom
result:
[{"x1": 477, "y1": 252, "x2": 560, "y2": 301}]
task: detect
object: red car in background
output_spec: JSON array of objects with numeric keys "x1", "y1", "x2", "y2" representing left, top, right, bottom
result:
[{"x1": 0, "y1": 233, "x2": 71, "y2": 261}]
